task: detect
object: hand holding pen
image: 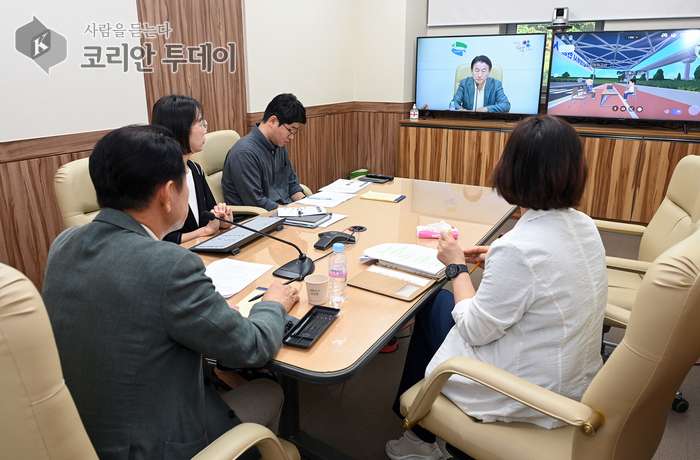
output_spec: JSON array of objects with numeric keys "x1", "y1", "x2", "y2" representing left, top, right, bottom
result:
[
  {"x1": 466, "y1": 233, "x2": 503, "y2": 273},
  {"x1": 248, "y1": 278, "x2": 299, "y2": 304}
]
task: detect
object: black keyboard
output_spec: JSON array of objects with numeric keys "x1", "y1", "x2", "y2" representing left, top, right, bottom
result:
[{"x1": 189, "y1": 216, "x2": 285, "y2": 253}]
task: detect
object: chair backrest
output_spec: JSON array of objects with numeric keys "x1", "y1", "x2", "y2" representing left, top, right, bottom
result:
[
  {"x1": 573, "y1": 230, "x2": 700, "y2": 460},
  {"x1": 190, "y1": 130, "x2": 241, "y2": 203},
  {"x1": 0, "y1": 263, "x2": 98, "y2": 459},
  {"x1": 638, "y1": 155, "x2": 700, "y2": 262},
  {"x1": 54, "y1": 157, "x2": 100, "y2": 228},
  {"x1": 454, "y1": 63, "x2": 504, "y2": 92}
]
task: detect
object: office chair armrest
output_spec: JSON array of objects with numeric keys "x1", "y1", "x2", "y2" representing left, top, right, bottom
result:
[
  {"x1": 403, "y1": 357, "x2": 604, "y2": 437},
  {"x1": 192, "y1": 423, "x2": 299, "y2": 460},
  {"x1": 606, "y1": 256, "x2": 651, "y2": 274},
  {"x1": 604, "y1": 303, "x2": 631, "y2": 328},
  {"x1": 228, "y1": 205, "x2": 269, "y2": 216},
  {"x1": 593, "y1": 219, "x2": 646, "y2": 236}
]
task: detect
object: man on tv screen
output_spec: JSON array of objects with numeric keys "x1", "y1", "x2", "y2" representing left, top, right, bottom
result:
[{"x1": 450, "y1": 55, "x2": 511, "y2": 113}]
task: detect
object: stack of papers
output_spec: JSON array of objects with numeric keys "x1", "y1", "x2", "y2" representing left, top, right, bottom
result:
[
  {"x1": 298, "y1": 191, "x2": 356, "y2": 208},
  {"x1": 319, "y1": 179, "x2": 372, "y2": 194},
  {"x1": 205, "y1": 259, "x2": 273, "y2": 298}
]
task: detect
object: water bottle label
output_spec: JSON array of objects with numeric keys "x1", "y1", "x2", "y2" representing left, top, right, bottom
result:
[{"x1": 329, "y1": 267, "x2": 347, "y2": 278}]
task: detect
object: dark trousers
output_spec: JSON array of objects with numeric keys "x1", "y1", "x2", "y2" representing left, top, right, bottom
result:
[{"x1": 392, "y1": 289, "x2": 456, "y2": 443}]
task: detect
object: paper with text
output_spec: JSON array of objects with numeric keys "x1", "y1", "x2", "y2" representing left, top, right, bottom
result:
[{"x1": 205, "y1": 259, "x2": 273, "y2": 298}]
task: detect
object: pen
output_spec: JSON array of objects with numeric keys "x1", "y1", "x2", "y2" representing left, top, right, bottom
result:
[
  {"x1": 469, "y1": 233, "x2": 504, "y2": 273},
  {"x1": 308, "y1": 196, "x2": 332, "y2": 200},
  {"x1": 247, "y1": 278, "x2": 297, "y2": 302}
]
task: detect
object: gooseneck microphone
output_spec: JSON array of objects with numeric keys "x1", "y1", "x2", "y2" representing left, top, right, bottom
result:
[{"x1": 200, "y1": 211, "x2": 315, "y2": 280}]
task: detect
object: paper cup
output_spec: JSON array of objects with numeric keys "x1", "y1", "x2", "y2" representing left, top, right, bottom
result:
[{"x1": 305, "y1": 274, "x2": 329, "y2": 305}]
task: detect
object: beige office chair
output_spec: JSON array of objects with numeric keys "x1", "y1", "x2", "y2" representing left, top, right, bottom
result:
[
  {"x1": 54, "y1": 157, "x2": 100, "y2": 228},
  {"x1": 190, "y1": 130, "x2": 312, "y2": 217},
  {"x1": 0, "y1": 262, "x2": 299, "y2": 460},
  {"x1": 454, "y1": 63, "x2": 504, "y2": 93},
  {"x1": 399, "y1": 229, "x2": 700, "y2": 460},
  {"x1": 568, "y1": 87, "x2": 587, "y2": 107},
  {"x1": 595, "y1": 154, "x2": 700, "y2": 328}
]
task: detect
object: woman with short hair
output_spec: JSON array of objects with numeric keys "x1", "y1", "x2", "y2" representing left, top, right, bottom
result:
[
  {"x1": 386, "y1": 115, "x2": 607, "y2": 460},
  {"x1": 152, "y1": 94, "x2": 233, "y2": 244}
]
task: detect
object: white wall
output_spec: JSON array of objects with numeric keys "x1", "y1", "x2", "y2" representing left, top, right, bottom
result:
[
  {"x1": 244, "y1": 0, "x2": 428, "y2": 110},
  {"x1": 427, "y1": 0, "x2": 700, "y2": 26},
  {"x1": 606, "y1": 18, "x2": 700, "y2": 31},
  {"x1": 0, "y1": 1, "x2": 148, "y2": 142},
  {"x1": 5, "y1": 1, "x2": 698, "y2": 139},
  {"x1": 353, "y1": 0, "x2": 408, "y2": 103},
  {"x1": 243, "y1": 0, "x2": 356, "y2": 113}
]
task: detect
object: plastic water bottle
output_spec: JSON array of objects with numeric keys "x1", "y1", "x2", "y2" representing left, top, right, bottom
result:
[
  {"x1": 449, "y1": 101, "x2": 456, "y2": 111},
  {"x1": 410, "y1": 104, "x2": 419, "y2": 120},
  {"x1": 328, "y1": 243, "x2": 348, "y2": 304}
]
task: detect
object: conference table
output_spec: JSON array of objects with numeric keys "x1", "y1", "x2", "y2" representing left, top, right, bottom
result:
[
  {"x1": 186, "y1": 177, "x2": 516, "y2": 459},
  {"x1": 600, "y1": 88, "x2": 620, "y2": 108}
]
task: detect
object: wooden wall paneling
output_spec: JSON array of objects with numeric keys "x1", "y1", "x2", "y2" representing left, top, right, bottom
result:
[
  {"x1": 248, "y1": 102, "x2": 407, "y2": 191},
  {"x1": 398, "y1": 126, "x2": 448, "y2": 181},
  {"x1": 136, "y1": 0, "x2": 247, "y2": 136},
  {"x1": 287, "y1": 112, "x2": 357, "y2": 193},
  {"x1": 0, "y1": 153, "x2": 76, "y2": 288},
  {"x1": 355, "y1": 111, "x2": 404, "y2": 177},
  {"x1": 631, "y1": 140, "x2": 700, "y2": 223},
  {"x1": 500, "y1": 130, "x2": 511, "y2": 153},
  {"x1": 578, "y1": 136, "x2": 641, "y2": 221},
  {"x1": 328, "y1": 112, "x2": 360, "y2": 181},
  {"x1": 445, "y1": 129, "x2": 502, "y2": 186},
  {"x1": 0, "y1": 130, "x2": 110, "y2": 164}
]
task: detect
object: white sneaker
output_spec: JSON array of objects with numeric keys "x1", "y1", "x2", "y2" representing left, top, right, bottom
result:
[{"x1": 385, "y1": 431, "x2": 444, "y2": 460}]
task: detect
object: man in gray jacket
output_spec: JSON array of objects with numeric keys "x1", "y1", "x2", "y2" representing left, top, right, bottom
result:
[
  {"x1": 43, "y1": 125, "x2": 299, "y2": 460},
  {"x1": 222, "y1": 93, "x2": 306, "y2": 214}
]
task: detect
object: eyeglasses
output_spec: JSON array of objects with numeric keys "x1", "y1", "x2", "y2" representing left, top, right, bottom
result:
[
  {"x1": 282, "y1": 124, "x2": 299, "y2": 136},
  {"x1": 195, "y1": 119, "x2": 208, "y2": 129}
]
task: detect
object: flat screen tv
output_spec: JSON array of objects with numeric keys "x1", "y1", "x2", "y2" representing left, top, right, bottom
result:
[
  {"x1": 415, "y1": 33, "x2": 547, "y2": 115},
  {"x1": 547, "y1": 29, "x2": 700, "y2": 122}
]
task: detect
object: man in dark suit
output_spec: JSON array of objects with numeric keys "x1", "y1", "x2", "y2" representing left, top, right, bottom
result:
[
  {"x1": 42, "y1": 125, "x2": 299, "y2": 460},
  {"x1": 450, "y1": 55, "x2": 511, "y2": 113}
]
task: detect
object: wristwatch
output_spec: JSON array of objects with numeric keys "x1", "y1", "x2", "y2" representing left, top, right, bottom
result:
[{"x1": 445, "y1": 264, "x2": 470, "y2": 280}]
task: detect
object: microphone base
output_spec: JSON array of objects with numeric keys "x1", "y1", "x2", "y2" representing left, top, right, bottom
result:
[{"x1": 273, "y1": 257, "x2": 315, "y2": 280}]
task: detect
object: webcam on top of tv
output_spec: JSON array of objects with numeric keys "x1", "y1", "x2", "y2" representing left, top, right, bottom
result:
[{"x1": 549, "y1": 7, "x2": 571, "y2": 30}]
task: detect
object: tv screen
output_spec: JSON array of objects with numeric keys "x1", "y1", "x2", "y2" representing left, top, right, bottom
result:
[
  {"x1": 415, "y1": 34, "x2": 547, "y2": 115},
  {"x1": 547, "y1": 29, "x2": 700, "y2": 122}
]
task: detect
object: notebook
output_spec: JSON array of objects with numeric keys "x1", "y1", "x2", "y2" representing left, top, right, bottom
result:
[
  {"x1": 361, "y1": 243, "x2": 446, "y2": 279},
  {"x1": 271, "y1": 211, "x2": 333, "y2": 228}
]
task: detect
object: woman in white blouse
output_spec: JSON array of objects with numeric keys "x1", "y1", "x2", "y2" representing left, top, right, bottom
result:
[{"x1": 386, "y1": 115, "x2": 607, "y2": 460}]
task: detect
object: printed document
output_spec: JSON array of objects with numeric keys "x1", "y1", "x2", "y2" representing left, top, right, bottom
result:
[{"x1": 205, "y1": 259, "x2": 273, "y2": 298}]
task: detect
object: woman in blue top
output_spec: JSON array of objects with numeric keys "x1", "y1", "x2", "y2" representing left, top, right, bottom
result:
[{"x1": 451, "y1": 55, "x2": 511, "y2": 113}]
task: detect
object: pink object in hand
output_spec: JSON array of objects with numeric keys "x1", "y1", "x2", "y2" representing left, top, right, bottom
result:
[{"x1": 418, "y1": 229, "x2": 459, "y2": 239}]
